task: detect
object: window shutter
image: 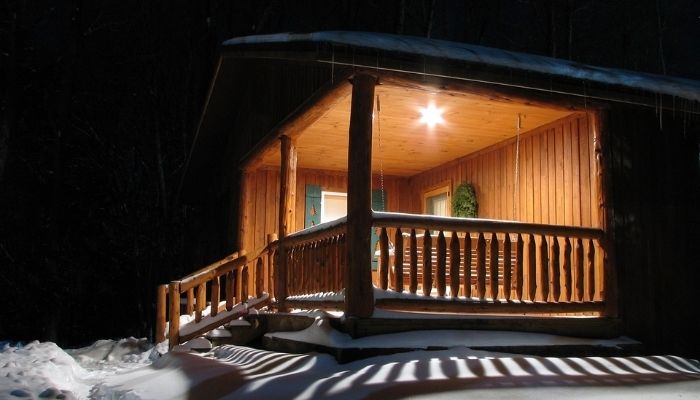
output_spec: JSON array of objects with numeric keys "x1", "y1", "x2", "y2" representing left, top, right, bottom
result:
[
  {"x1": 304, "y1": 184, "x2": 322, "y2": 228},
  {"x1": 370, "y1": 189, "x2": 386, "y2": 270}
]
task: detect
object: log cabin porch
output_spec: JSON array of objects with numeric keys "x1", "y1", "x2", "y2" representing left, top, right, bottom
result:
[{"x1": 158, "y1": 70, "x2": 617, "y2": 348}]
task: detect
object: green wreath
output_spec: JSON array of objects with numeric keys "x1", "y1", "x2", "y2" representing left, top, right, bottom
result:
[{"x1": 452, "y1": 182, "x2": 478, "y2": 218}]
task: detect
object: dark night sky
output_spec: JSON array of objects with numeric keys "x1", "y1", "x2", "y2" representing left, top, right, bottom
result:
[{"x1": 1, "y1": 0, "x2": 699, "y2": 347}]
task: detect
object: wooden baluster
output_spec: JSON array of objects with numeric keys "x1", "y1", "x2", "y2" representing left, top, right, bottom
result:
[
  {"x1": 539, "y1": 235, "x2": 549, "y2": 302},
  {"x1": 302, "y1": 243, "x2": 309, "y2": 294},
  {"x1": 313, "y1": 241, "x2": 321, "y2": 293},
  {"x1": 186, "y1": 288, "x2": 195, "y2": 315},
  {"x1": 195, "y1": 283, "x2": 206, "y2": 322},
  {"x1": 550, "y1": 236, "x2": 560, "y2": 302},
  {"x1": 379, "y1": 227, "x2": 389, "y2": 290},
  {"x1": 503, "y1": 234, "x2": 512, "y2": 301},
  {"x1": 315, "y1": 240, "x2": 322, "y2": 293},
  {"x1": 409, "y1": 229, "x2": 418, "y2": 294},
  {"x1": 422, "y1": 230, "x2": 433, "y2": 296},
  {"x1": 489, "y1": 232, "x2": 499, "y2": 300},
  {"x1": 463, "y1": 233, "x2": 472, "y2": 298},
  {"x1": 211, "y1": 276, "x2": 220, "y2": 317},
  {"x1": 476, "y1": 232, "x2": 486, "y2": 300},
  {"x1": 515, "y1": 234, "x2": 524, "y2": 301},
  {"x1": 436, "y1": 231, "x2": 447, "y2": 296},
  {"x1": 168, "y1": 281, "x2": 181, "y2": 348},
  {"x1": 574, "y1": 238, "x2": 584, "y2": 301},
  {"x1": 256, "y1": 258, "x2": 264, "y2": 298},
  {"x1": 339, "y1": 234, "x2": 346, "y2": 289},
  {"x1": 527, "y1": 234, "x2": 536, "y2": 301},
  {"x1": 329, "y1": 236, "x2": 336, "y2": 292},
  {"x1": 587, "y1": 239, "x2": 596, "y2": 301},
  {"x1": 286, "y1": 247, "x2": 294, "y2": 296},
  {"x1": 226, "y1": 270, "x2": 234, "y2": 311},
  {"x1": 319, "y1": 239, "x2": 325, "y2": 292},
  {"x1": 318, "y1": 239, "x2": 325, "y2": 292},
  {"x1": 449, "y1": 232, "x2": 460, "y2": 298},
  {"x1": 394, "y1": 228, "x2": 404, "y2": 293},
  {"x1": 307, "y1": 242, "x2": 314, "y2": 294},
  {"x1": 563, "y1": 237, "x2": 572, "y2": 302},
  {"x1": 156, "y1": 284, "x2": 167, "y2": 343},
  {"x1": 324, "y1": 238, "x2": 331, "y2": 291},
  {"x1": 241, "y1": 266, "x2": 249, "y2": 301}
]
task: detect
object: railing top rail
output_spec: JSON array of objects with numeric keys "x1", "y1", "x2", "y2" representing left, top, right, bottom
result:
[
  {"x1": 179, "y1": 251, "x2": 240, "y2": 282},
  {"x1": 372, "y1": 211, "x2": 604, "y2": 239},
  {"x1": 283, "y1": 217, "x2": 347, "y2": 247},
  {"x1": 179, "y1": 255, "x2": 248, "y2": 292}
]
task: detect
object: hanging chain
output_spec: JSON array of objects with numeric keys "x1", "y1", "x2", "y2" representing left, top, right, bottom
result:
[
  {"x1": 513, "y1": 113, "x2": 522, "y2": 220},
  {"x1": 376, "y1": 94, "x2": 385, "y2": 210}
]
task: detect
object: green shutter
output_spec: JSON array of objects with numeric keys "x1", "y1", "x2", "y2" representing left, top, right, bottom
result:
[
  {"x1": 370, "y1": 189, "x2": 386, "y2": 270},
  {"x1": 304, "y1": 184, "x2": 322, "y2": 228}
]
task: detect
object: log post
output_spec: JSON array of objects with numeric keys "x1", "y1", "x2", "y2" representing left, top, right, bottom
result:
[
  {"x1": 155, "y1": 284, "x2": 167, "y2": 343},
  {"x1": 344, "y1": 72, "x2": 376, "y2": 318},
  {"x1": 277, "y1": 135, "x2": 297, "y2": 311},
  {"x1": 168, "y1": 281, "x2": 180, "y2": 349},
  {"x1": 394, "y1": 228, "x2": 404, "y2": 292},
  {"x1": 593, "y1": 111, "x2": 617, "y2": 316},
  {"x1": 238, "y1": 170, "x2": 251, "y2": 254}
]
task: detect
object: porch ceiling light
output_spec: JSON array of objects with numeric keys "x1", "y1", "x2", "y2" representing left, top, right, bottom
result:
[{"x1": 419, "y1": 103, "x2": 444, "y2": 128}]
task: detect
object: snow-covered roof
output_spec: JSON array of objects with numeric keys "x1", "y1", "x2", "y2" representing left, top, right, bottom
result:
[{"x1": 224, "y1": 31, "x2": 700, "y2": 102}]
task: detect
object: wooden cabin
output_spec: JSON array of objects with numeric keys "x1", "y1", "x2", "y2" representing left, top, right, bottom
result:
[{"x1": 163, "y1": 32, "x2": 700, "y2": 355}]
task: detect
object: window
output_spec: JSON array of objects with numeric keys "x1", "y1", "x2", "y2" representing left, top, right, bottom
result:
[
  {"x1": 423, "y1": 184, "x2": 451, "y2": 216},
  {"x1": 320, "y1": 191, "x2": 347, "y2": 223}
]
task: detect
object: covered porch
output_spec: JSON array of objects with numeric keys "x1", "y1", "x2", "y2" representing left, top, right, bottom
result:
[
  {"x1": 158, "y1": 69, "x2": 616, "y2": 347},
  {"x1": 243, "y1": 70, "x2": 614, "y2": 317}
]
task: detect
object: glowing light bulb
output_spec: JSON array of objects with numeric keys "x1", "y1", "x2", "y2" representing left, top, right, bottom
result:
[{"x1": 419, "y1": 103, "x2": 444, "y2": 128}]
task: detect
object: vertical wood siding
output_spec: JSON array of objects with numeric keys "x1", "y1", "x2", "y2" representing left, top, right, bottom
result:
[
  {"x1": 405, "y1": 112, "x2": 599, "y2": 227},
  {"x1": 241, "y1": 112, "x2": 599, "y2": 253}
]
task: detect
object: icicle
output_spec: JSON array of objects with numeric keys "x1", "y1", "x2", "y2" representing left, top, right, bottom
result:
[{"x1": 659, "y1": 94, "x2": 663, "y2": 131}]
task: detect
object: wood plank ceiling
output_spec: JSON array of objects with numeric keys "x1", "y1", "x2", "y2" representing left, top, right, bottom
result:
[{"x1": 258, "y1": 82, "x2": 573, "y2": 177}]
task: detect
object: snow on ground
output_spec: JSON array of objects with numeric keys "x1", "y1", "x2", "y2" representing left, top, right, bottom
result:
[
  {"x1": 267, "y1": 317, "x2": 639, "y2": 350},
  {"x1": 0, "y1": 338, "x2": 159, "y2": 399},
  {"x1": 1, "y1": 328, "x2": 699, "y2": 400}
]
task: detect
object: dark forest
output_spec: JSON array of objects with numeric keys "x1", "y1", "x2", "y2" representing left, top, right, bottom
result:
[{"x1": 1, "y1": 0, "x2": 699, "y2": 347}]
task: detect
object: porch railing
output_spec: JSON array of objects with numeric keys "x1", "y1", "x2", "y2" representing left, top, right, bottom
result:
[
  {"x1": 155, "y1": 238, "x2": 276, "y2": 348},
  {"x1": 278, "y1": 211, "x2": 613, "y2": 317},
  {"x1": 372, "y1": 211, "x2": 612, "y2": 315},
  {"x1": 277, "y1": 218, "x2": 347, "y2": 309}
]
